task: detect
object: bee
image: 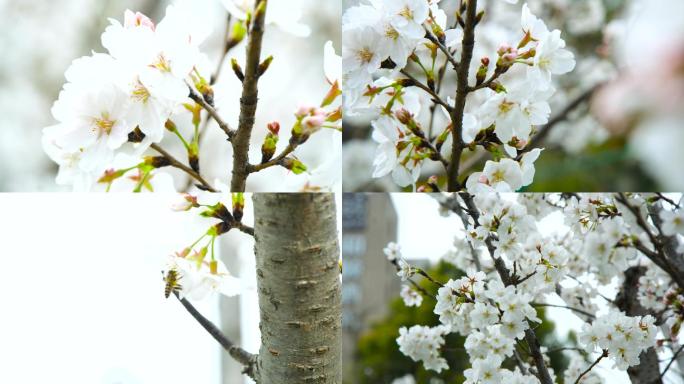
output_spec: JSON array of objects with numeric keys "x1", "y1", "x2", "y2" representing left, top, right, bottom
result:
[{"x1": 163, "y1": 268, "x2": 182, "y2": 299}]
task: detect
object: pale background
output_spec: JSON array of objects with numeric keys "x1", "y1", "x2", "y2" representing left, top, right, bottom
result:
[{"x1": 0, "y1": 193, "x2": 341, "y2": 384}]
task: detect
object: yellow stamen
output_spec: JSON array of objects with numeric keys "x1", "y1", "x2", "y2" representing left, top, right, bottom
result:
[
  {"x1": 92, "y1": 113, "x2": 115, "y2": 135},
  {"x1": 357, "y1": 47, "x2": 374, "y2": 64},
  {"x1": 132, "y1": 81, "x2": 150, "y2": 103}
]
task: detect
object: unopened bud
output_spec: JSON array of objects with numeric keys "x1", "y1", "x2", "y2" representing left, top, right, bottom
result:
[
  {"x1": 144, "y1": 156, "x2": 172, "y2": 169},
  {"x1": 128, "y1": 127, "x2": 146, "y2": 143},
  {"x1": 257, "y1": 55, "x2": 273, "y2": 77},
  {"x1": 261, "y1": 133, "x2": 278, "y2": 163},
  {"x1": 231, "y1": 58, "x2": 245, "y2": 82},
  {"x1": 267, "y1": 121, "x2": 280, "y2": 135},
  {"x1": 279, "y1": 157, "x2": 307, "y2": 174},
  {"x1": 395, "y1": 108, "x2": 413, "y2": 125},
  {"x1": 200, "y1": 202, "x2": 234, "y2": 223},
  {"x1": 171, "y1": 194, "x2": 199, "y2": 212},
  {"x1": 232, "y1": 193, "x2": 245, "y2": 222},
  {"x1": 226, "y1": 20, "x2": 247, "y2": 51},
  {"x1": 164, "y1": 119, "x2": 177, "y2": 132},
  {"x1": 97, "y1": 168, "x2": 127, "y2": 184}
]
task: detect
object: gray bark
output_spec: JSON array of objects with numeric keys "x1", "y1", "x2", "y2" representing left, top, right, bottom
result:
[
  {"x1": 253, "y1": 194, "x2": 341, "y2": 383},
  {"x1": 616, "y1": 266, "x2": 663, "y2": 384}
]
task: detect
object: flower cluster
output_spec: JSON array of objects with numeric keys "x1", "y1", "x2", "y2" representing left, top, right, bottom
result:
[
  {"x1": 342, "y1": 0, "x2": 574, "y2": 190},
  {"x1": 163, "y1": 192, "x2": 250, "y2": 301},
  {"x1": 579, "y1": 311, "x2": 657, "y2": 369},
  {"x1": 397, "y1": 324, "x2": 450, "y2": 372},
  {"x1": 43, "y1": 5, "x2": 211, "y2": 191}
]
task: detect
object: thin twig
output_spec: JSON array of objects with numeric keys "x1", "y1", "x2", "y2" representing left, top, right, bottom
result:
[
  {"x1": 661, "y1": 344, "x2": 684, "y2": 378},
  {"x1": 187, "y1": 84, "x2": 236, "y2": 139},
  {"x1": 174, "y1": 293, "x2": 258, "y2": 379},
  {"x1": 211, "y1": 13, "x2": 233, "y2": 85},
  {"x1": 400, "y1": 69, "x2": 452, "y2": 112},
  {"x1": 423, "y1": 25, "x2": 459, "y2": 71},
  {"x1": 248, "y1": 143, "x2": 297, "y2": 173},
  {"x1": 150, "y1": 143, "x2": 217, "y2": 192},
  {"x1": 574, "y1": 350, "x2": 607, "y2": 384},
  {"x1": 235, "y1": 222, "x2": 255, "y2": 236},
  {"x1": 531, "y1": 302, "x2": 596, "y2": 319}
]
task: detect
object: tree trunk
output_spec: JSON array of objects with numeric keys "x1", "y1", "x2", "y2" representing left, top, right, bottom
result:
[
  {"x1": 616, "y1": 266, "x2": 663, "y2": 384},
  {"x1": 253, "y1": 194, "x2": 341, "y2": 383}
]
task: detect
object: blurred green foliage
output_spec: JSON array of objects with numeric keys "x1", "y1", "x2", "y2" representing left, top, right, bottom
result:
[
  {"x1": 524, "y1": 138, "x2": 658, "y2": 192},
  {"x1": 350, "y1": 261, "x2": 572, "y2": 384}
]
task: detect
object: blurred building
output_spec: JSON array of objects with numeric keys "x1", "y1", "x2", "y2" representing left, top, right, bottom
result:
[{"x1": 342, "y1": 193, "x2": 399, "y2": 380}]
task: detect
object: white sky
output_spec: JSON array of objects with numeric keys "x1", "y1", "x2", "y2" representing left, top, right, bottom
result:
[
  {"x1": 0, "y1": 193, "x2": 342, "y2": 384},
  {"x1": 0, "y1": 194, "x2": 245, "y2": 384},
  {"x1": 388, "y1": 194, "x2": 684, "y2": 384}
]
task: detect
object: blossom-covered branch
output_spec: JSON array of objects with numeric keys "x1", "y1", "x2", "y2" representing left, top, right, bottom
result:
[
  {"x1": 42, "y1": 1, "x2": 342, "y2": 192},
  {"x1": 385, "y1": 192, "x2": 684, "y2": 383},
  {"x1": 343, "y1": 0, "x2": 575, "y2": 191}
]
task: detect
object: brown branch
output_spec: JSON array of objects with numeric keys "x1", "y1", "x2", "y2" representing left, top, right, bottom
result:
[
  {"x1": 248, "y1": 143, "x2": 296, "y2": 173},
  {"x1": 235, "y1": 222, "x2": 255, "y2": 236},
  {"x1": 150, "y1": 143, "x2": 217, "y2": 192},
  {"x1": 574, "y1": 350, "x2": 607, "y2": 384},
  {"x1": 399, "y1": 69, "x2": 452, "y2": 112},
  {"x1": 211, "y1": 13, "x2": 233, "y2": 85},
  {"x1": 230, "y1": 0, "x2": 268, "y2": 192},
  {"x1": 175, "y1": 293, "x2": 258, "y2": 379},
  {"x1": 661, "y1": 344, "x2": 684, "y2": 379},
  {"x1": 187, "y1": 85, "x2": 236, "y2": 139},
  {"x1": 531, "y1": 303, "x2": 595, "y2": 319},
  {"x1": 446, "y1": 0, "x2": 478, "y2": 191},
  {"x1": 423, "y1": 25, "x2": 459, "y2": 71}
]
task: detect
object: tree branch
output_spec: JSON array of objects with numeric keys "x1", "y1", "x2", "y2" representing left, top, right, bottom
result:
[
  {"x1": 187, "y1": 84, "x2": 236, "y2": 139},
  {"x1": 399, "y1": 69, "x2": 452, "y2": 112},
  {"x1": 248, "y1": 143, "x2": 296, "y2": 173},
  {"x1": 230, "y1": 0, "x2": 268, "y2": 192},
  {"x1": 446, "y1": 0, "x2": 478, "y2": 191},
  {"x1": 422, "y1": 25, "x2": 459, "y2": 71},
  {"x1": 150, "y1": 143, "x2": 217, "y2": 192},
  {"x1": 574, "y1": 350, "x2": 607, "y2": 384},
  {"x1": 174, "y1": 293, "x2": 258, "y2": 380},
  {"x1": 235, "y1": 222, "x2": 255, "y2": 236},
  {"x1": 531, "y1": 303, "x2": 595, "y2": 320},
  {"x1": 211, "y1": 13, "x2": 234, "y2": 85},
  {"x1": 661, "y1": 344, "x2": 684, "y2": 379}
]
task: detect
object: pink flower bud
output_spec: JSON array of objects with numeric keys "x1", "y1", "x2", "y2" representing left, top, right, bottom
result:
[
  {"x1": 394, "y1": 108, "x2": 413, "y2": 125},
  {"x1": 295, "y1": 104, "x2": 315, "y2": 118},
  {"x1": 478, "y1": 174, "x2": 490, "y2": 185},
  {"x1": 171, "y1": 193, "x2": 198, "y2": 211},
  {"x1": 124, "y1": 10, "x2": 155, "y2": 30},
  {"x1": 497, "y1": 44, "x2": 512, "y2": 56},
  {"x1": 267, "y1": 121, "x2": 280, "y2": 135},
  {"x1": 302, "y1": 114, "x2": 326, "y2": 131}
]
